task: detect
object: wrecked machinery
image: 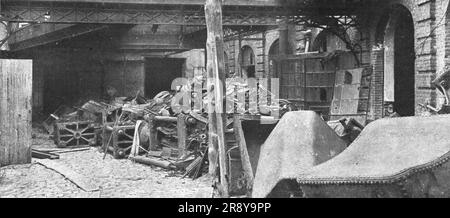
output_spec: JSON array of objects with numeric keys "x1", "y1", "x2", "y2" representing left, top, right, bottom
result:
[
  {"x1": 47, "y1": 101, "x2": 116, "y2": 148},
  {"x1": 43, "y1": 76, "x2": 297, "y2": 186},
  {"x1": 420, "y1": 67, "x2": 450, "y2": 115}
]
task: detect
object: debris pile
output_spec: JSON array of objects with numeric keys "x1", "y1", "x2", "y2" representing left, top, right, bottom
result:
[
  {"x1": 327, "y1": 118, "x2": 364, "y2": 146},
  {"x1": 41, "y1": 78, "x2": 297, "y2": 180},
  {"x1": 42, "y1": 89, "x2": 211, "y2": 179}
]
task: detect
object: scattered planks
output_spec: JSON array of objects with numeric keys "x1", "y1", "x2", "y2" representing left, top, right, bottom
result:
[{"x1": 183, "y1": 152, "x2": 208, "y2": 179}]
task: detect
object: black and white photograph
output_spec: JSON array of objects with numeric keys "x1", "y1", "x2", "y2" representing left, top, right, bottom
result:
[{"x1": 1, "y1": 0, "x2": 450, "y2": 204}]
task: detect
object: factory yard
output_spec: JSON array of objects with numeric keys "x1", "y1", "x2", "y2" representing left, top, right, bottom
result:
[
  {"x1": 0, "y1": 129, "x2": 213, "y2": 198},
  {"x1": 4, "y1": 0, "x2": 450, "y2": 200}
]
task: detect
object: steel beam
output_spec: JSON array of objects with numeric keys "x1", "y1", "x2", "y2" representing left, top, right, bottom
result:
[
  {"x1": 0, "y1": 0, "x2": 382, "y2": 26},
  {"x1": 0, "y1": 1, "x2": 286, "y2": 26},
  {"x1": 1, "y1": 0, "x2": 283, "y2": 7},
  {"x1": 8, "y1": 24, "x2": 109, "y2": 51}
]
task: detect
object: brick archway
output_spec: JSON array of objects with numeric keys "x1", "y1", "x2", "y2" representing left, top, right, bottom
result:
[{"x1": 374, "y1": 4, "x2": 416, "y2": 117}]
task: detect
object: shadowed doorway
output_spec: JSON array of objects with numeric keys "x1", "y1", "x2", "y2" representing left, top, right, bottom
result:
[
  {"x1": 145, "y1": 58, "x2": 185, "y2": 98},
  {"x1": 393, "y1": 6, "x2": 415, "y2": 116}
]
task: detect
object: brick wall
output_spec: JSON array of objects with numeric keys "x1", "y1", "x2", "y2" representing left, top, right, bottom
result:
[
  {"x1": 363, "y1": 0, "x2": 450, "y2": 117},
  {"x1": 224, "y1": 26, "x2": 312, "y2": 79},
  {"x1": 370, "y1": 47, "x2": 385, "y2": 119}
]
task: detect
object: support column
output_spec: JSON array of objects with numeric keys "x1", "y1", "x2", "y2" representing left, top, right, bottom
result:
[
  {"x1": 205, "y1": 0, "x2": 229, "y2": 198},
  {"x1": 279, "y1": 20, "x2": 289, "y2": 56}
]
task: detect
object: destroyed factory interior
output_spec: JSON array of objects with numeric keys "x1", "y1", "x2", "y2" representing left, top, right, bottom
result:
[{"x1": 2, "y1": 0, "x2": 450, "y2": 199}]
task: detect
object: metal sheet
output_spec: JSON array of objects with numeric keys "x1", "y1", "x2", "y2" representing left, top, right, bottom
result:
[{"x1": 252, "y1": 111, "x2": 347, "y2": 198}]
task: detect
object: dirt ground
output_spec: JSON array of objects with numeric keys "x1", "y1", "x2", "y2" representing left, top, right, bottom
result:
[{"x1": 0, "y1": 128, "x2": 213, "y2": 198}]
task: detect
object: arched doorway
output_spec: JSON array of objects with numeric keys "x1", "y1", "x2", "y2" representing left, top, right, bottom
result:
[
  {"x1": 378, "y1": 5, "x2": 416, "y2": 117},
  {"x1": 268, "y1": 39, "x2": 279, "y2": 78},
  {"x1": 394, "y1": 6, "x2": 415, "y2": 116},
  {"x1": 239, "y1": 45, "x2": 256, "y2": 78},
  {"x1": 311, "y1": 30, "x2": 328, "y2": 52}
]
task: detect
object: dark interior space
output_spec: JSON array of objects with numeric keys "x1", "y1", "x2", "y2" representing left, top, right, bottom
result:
[
  {"x1": 268, "y1": 39, "x2": 280, "y2": 78},
  {"x1": 16, "y1": 30, "x2": 114, "y2": 120},
  {"x1": 244, "y1": 65, "x2": 256, "y2": 78},
  {"x1": 394, "y1": 7, "x2": 416, "y2": 116},
  {"x1": 11, "y1": 25, "x2": 146, "y2": 121},
  {"x1": 145, "y1": 58, "x2": 185, "y2": 98}
]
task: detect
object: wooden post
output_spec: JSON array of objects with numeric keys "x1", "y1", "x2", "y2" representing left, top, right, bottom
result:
[
  {"x1": 147, "y1": 115, "x2": 158, "y2": 151},
  {"x1": 205, "y1": 0, "x2": 229, "y2": 197},
  {"x1": 233, "y1": 115, "x2": 254, "y2": 197},
  {"x1": 177, "y1": 114, "x2": 187, "y2": 157}
]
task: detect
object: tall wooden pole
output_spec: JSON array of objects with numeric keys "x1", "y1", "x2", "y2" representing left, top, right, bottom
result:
[
  {"x1": 205, "y1": 0, "x2": 229, "y2": 197},
  {"x1": 0, "y1": 4, "x2": 10, "y2": 51}
]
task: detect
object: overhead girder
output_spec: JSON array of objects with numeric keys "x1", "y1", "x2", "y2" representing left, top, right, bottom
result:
[
  {"x1": 285, "y1": 0, "x2": 385, "y2": 16},
  {"x1": 0, "y1": 0, "x2": 384, "y2": 26},
  {"x1": 1, "y1": 0, "x2": 386, "y2": 53},
  {"x1": 1, "y1": 0, "x2": 283, "y2": 7},
  {"x1": 0, "y1": 1, "x2": 287, "y2": 26},
  {"x1": 8, "y1": 24, "x2": 109, "y2": 51}
]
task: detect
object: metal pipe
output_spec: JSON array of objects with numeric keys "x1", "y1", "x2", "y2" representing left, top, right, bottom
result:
[{"x1": 154, "y1": 116, "x2": 178, "y2": 122}]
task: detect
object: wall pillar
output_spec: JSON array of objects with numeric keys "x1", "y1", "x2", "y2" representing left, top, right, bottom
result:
[{"x1": 279, "y1": 20, "x2": 289, "y2": 56}]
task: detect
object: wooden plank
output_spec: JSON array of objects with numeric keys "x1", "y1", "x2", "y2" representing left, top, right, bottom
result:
[
  {"x1": 233, "y1": 115, "x2": 254, "y2": 197},
  {"x1": 177, "y1": 114, "x2": 187, "y2": 157},
  {"x1": 0, "y1": 60, "x2": 6, "y2": 166},
  {"x1": 0, "y1": 59, "x2": 32, "y2": 166},
  {"x1": 32, "y1": 150, "x2": 60, "y2": 159}
]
